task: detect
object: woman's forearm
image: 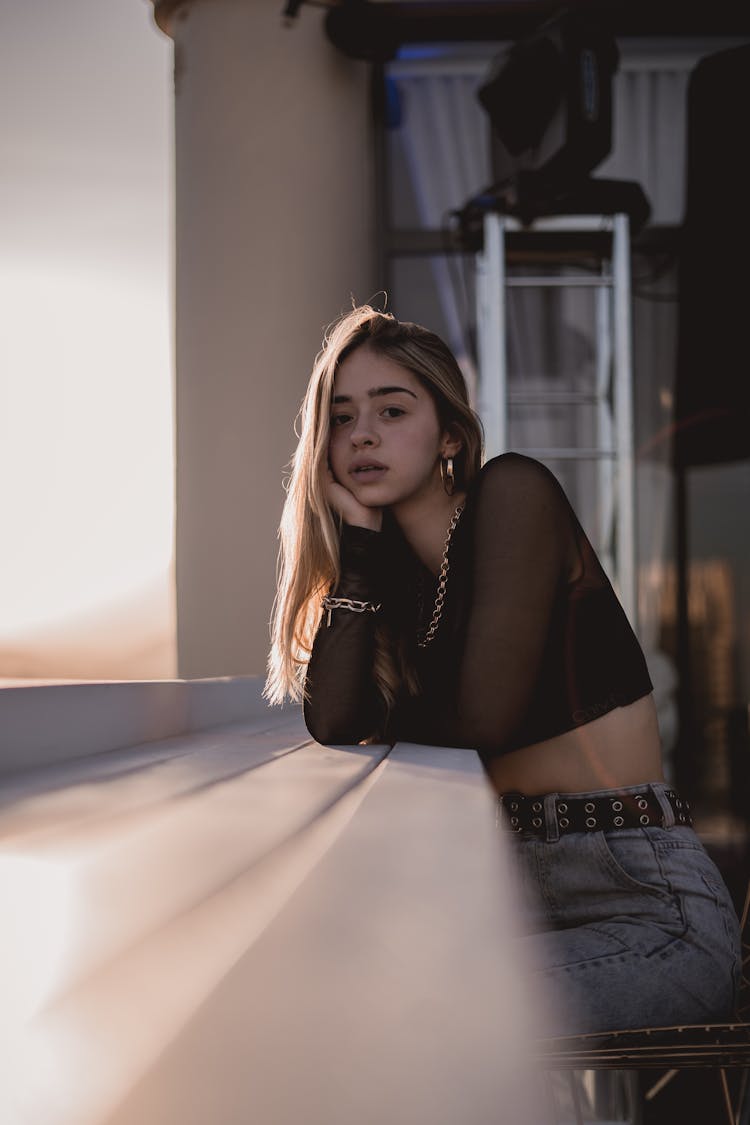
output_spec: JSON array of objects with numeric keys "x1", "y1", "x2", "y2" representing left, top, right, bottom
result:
[{"x1": 303, "y1": 524, "x2": 385, "y2": 744}]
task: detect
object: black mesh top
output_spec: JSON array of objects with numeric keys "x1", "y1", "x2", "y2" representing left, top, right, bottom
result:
[{"x1": 303, "y1": 452, "x2": 653, "y2": 767}]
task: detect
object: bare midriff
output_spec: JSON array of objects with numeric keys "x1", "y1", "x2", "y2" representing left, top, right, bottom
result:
[{"x1": 486, "y1": 692, "x2": 665, "y2": 797}]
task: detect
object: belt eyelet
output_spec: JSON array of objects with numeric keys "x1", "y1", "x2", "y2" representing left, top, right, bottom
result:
[
  {"x1": 585, "y1": 816, "x2": 597, "y2": 828},
  {"x1": 531, "y1": 801, "x2": 542, "y2": 812},
  {"x1": 510, "y1": 816, "x2": 519, "y2": 827},
  {"x1": 640, "y1": 814, "x2": 650, "y2": 825},
  {"x1": 559, "y1": 817, "x2": 570, "y2": 828},
  {"x1": 557, "y1": 802, "x2": 568, "y2": 814},
  {"x1": 613, "y1": 815, "x2": 624, "y2": 826},
  {"x1": 637, "y1": 798, "x2": 648, "y2": 810},
  {"x1": 584, "y1": 802, "x2": 595, "y2": 813},
  {"x1": 509, "y1": 801, "x2": 518, "y2": 812},
  {"x1": 532, "y1": 816, "x2": 543, "y2": 828},
  {"x1": 611, "y1": 800, "x2": 623, "y2": 812}
]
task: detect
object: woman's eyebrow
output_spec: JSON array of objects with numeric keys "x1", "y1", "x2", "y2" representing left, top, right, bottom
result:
[{"x1": 332, "y1": 385, "x2": 418, "y2": 404}]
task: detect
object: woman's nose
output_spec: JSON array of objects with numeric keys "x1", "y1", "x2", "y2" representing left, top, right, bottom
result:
[{"x1": 351, "y1": 420, "x2": 378, "y2": 447}]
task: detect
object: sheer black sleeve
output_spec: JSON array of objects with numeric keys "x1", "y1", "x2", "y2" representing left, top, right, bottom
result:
[
  {"x1": 303, "y1": 523, "x2": 387, "y2": 745},
  {"x1": 414, "y1": 456, "x2": 576, "y2": 754},
  {"x1": 304, "y1": 457, "x2": 577, "y2": 753}
]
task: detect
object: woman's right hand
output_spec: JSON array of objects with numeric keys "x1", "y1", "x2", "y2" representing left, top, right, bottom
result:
[{"x1": 326, "y1": 468, "x2": 382, "y2": 532}]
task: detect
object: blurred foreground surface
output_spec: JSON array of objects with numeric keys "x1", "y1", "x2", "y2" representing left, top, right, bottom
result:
[{"x1": 0, "y1": 698, "x2": 553, "y2": 1125}]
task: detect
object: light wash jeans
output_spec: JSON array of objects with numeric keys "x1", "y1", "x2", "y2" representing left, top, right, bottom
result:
[{"x1": 505, "y1": 782, "x2": 742, "y2": 1037}]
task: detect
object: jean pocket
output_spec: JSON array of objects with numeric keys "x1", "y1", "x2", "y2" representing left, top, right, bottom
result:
[
  {"x1": 593, "y1": 829, "x2": 673, "y2": 899},
  {"x1": 700, "y1": 869, "x2": 742, "y2": 974}
]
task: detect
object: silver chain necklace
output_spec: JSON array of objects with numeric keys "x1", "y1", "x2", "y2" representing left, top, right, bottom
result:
[{"x1": 417, "y1": 502, "x2": 465, "y2": 648}]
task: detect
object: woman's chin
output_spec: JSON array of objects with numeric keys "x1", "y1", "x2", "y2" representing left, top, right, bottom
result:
[{"x1": 349, "y1": 481, "x2": 391, "y2": 504}]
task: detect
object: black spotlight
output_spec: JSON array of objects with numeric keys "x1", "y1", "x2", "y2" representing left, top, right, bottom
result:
[{"x1": 475, "y1": 9, "x2": 647, "y2": 225}]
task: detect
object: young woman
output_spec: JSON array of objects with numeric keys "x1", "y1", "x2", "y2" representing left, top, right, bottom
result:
[{"x1": 265, "y1": 304, "x2": 741, "y2": 1037}]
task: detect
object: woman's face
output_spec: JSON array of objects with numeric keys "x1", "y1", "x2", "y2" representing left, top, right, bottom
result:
[{"x1": 328, "y1": 345, "x2": 455, "y2": 510}]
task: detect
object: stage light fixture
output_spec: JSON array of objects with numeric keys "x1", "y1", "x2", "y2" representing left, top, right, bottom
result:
[{"x1": 478, "y1": 9, "x2": 620, "y2": 210}]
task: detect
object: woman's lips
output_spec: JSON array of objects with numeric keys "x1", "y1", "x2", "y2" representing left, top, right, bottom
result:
[{"x1": 350, "y1": 465, "x2": 388, "y2": 482}]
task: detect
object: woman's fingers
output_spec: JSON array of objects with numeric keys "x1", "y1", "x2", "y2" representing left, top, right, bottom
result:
[{"x1": 325, "y1": 472, "x2": 382, "y2": 532}]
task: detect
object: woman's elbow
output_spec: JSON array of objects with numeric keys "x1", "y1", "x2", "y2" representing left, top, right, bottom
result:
[{"x1": 303, "y1": 703, "x2": 370, "y2": 747}]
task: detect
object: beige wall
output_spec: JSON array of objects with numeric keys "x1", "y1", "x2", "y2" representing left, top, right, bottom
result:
[{"x1": 168, "y1": 0, "x2": 375, "y2": 677}]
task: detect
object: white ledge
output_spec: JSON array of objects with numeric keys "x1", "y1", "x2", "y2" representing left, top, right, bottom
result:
[{"x1": 0, "y1": 676, "x2": 292, "y2": 776}]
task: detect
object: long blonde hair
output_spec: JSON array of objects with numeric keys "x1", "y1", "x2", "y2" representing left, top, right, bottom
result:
[{"x1": 264, "y1": 305, "x2": 484, "y2": 714}]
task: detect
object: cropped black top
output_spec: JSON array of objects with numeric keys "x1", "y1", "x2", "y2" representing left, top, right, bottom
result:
[{"x1": 303, "y1": 453, "x2": 653, "y2": 768}]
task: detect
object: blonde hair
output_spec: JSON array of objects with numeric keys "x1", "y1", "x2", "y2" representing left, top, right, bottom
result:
[{"x1": 264, "y1": 305, "x2": 484, "y2": 717}]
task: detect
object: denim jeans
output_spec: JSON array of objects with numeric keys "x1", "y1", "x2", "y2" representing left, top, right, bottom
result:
[{"x1": 505, "y1": 782, "x2": 742, "y2": 1037}]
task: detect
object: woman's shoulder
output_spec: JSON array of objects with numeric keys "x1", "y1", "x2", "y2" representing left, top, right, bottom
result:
[
  {"x1": 469, "y1": 451, "x2": 569, "y2": 504},
  {"x1": 462, "y1": 453, "x2": 579, "y2": 570}
]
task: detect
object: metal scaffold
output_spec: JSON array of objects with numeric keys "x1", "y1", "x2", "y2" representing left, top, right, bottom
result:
[{"x1": 476, "y1": 211, "x2": 637, "y2": 627}]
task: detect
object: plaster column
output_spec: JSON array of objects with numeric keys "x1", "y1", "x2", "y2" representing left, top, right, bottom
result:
[{"x1": 152, "y1": 0, "x2": 375, "y2": 677}]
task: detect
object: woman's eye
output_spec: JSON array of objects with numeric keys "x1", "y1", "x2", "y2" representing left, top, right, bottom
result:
[
  {"x1": 382, "y1": 406, "x2": 405, "y2": 418},
  {"x1": 330, "y1": 414, "x2": 351, "y2": 427}
]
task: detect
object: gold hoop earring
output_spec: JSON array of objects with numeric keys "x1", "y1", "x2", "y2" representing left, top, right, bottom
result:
[{"x1": 440, "y1": 455, "x2": 455, "y2": 496}]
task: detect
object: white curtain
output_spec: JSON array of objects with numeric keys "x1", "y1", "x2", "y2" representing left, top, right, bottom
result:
[{"x1": 391, "y1": 62, "x2": 490, "y2": 393}]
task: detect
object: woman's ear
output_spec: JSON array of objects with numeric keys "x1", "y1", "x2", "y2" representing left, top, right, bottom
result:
[{"x1": 441, "y1": 425, "x2": 463, "y2": 459}]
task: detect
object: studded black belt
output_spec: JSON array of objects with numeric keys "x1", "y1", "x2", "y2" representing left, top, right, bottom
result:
[{"x1": 499, "y1": 788, "x2": 692, "y2": 836}]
